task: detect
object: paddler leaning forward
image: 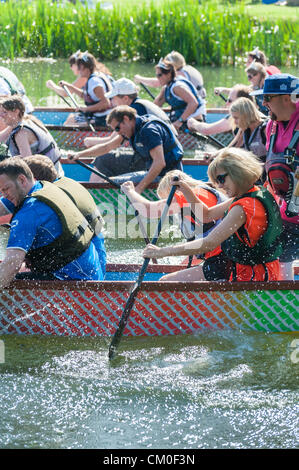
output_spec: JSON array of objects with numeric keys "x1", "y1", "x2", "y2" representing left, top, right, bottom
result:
[
  {"x1": 0, "y1": 157, "x2": 105, "y2": 288},
  {"x1": 143, "y1": 147, "x2": 283, "y2": 282}
]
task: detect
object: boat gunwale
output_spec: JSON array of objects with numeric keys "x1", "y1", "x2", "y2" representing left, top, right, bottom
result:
[{"x1": 6, "y1": 278, "x2": 299, "y2": 293}]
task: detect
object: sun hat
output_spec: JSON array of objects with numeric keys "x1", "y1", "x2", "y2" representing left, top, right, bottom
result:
[
  {"x1": 250, "y1": 73, "x2": 299, "y2": 96},
  {"x1": 105, "y1": 78, "x2": 138, "y2": 98}
]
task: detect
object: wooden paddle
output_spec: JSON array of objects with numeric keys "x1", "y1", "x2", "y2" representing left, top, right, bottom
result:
[
  {"x1": 75, "y1": 159, "x2": 158, "y2": 264},
  {"x1": 61, "y1": 85, "x2": 96, "y2": 132},
  {"x1": 108, "y1": 178, "x2": 178, "y2": 360}
]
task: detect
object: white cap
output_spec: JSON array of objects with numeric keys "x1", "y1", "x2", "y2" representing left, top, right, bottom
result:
[{"x1": 105, "y1": 78, "x2": 138, "y2": 98}]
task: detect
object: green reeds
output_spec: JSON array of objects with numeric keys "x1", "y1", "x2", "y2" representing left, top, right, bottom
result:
[{"x1": 0, "y1": 0, "x2": 297, "y2": 66}]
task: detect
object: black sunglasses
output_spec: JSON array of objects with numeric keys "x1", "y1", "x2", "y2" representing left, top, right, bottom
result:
[
  {"x1": 216, "y1": 173, "x2": 228, "y2": 185},
  {"x1": 263, "y1": 95, "x2": 278, "y2": 103},
  {"x1": 114, "y1": 121, "x2": 122, "y2": 132}
]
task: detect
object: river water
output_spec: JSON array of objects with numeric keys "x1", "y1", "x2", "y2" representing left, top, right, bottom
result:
[{"x1": 0, "y1": 60, "x2": 298, "y2": 450}]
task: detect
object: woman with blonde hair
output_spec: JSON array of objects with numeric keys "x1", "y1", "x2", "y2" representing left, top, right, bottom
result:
[
  {"x1": 230, "y1": 97, "x2": 268, "y2": 164},
  {"x1": 144, "y1": 148, "x2": 282, "y2": 282},
  {"x1": 121, "y1": 169, "x2": 228, "y2": 279}
]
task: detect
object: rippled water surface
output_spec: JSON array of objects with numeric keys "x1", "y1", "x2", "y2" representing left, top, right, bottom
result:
[{"x1": 1, "y1": 332, "x2": 298, "y2": 449}]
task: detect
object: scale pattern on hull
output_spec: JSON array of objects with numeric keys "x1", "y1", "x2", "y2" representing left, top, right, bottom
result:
[{"x1": 0, "y1": 283, "x2": 298, "y2": 336}]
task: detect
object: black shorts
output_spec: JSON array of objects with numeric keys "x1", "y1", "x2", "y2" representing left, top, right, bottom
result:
[
  {"x1": 94, "y1": 149, "x2": 146, "y2": 177},
  {"x1": 202, "y1": 252, "x2": 230, "y2": 281}
]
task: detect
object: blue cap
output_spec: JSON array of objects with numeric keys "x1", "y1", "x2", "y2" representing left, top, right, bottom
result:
[{"x1": 250, "y1": 73, "x2": 299, "y2": 96}]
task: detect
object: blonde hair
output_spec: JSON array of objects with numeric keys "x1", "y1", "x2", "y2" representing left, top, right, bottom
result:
[
  {"x1": 208, "y1": 148, "x2": 263, "y2": 192},
  {"x1": 165, "y1": 51, "x2": 186, "y2": 70},
  {"x1": 157, "y1": 169, "x2": 206, "y2": 199},
  {"x1": 230, "y1": 97, "x2": 265, "y2": 130}
]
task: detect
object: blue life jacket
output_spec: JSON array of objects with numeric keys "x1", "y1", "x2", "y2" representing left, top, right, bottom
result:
[
  {"x1": 164, "y1": 78, "x2": 203, "y2": 121},
  {"x1": 130, "y1": 116, "x2": 183, "y2": 174}
]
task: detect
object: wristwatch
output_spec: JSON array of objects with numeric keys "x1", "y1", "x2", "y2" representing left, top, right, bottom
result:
[{"x1": 178, "y1": 117, "x2": 186, "y2": 123}]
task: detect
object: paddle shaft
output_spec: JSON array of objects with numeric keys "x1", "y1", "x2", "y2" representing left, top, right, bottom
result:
[
  {"x1": 140, "y1": 82, "x2": 156, "y2": 100},
  {"x1": 75, "y1": 159, "x2": 157, "y2": 263},
  {"x1": 61, "y1": 85, "x2": 96, "y2": 132},
  {"x1": 108, "y1": 181, "x2": 178, "y2": 360},
  {"x1": 181, "y1": 124, "x2": 225, "y2": 149}
]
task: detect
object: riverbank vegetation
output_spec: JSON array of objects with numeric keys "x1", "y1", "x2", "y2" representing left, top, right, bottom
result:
[{"x1": 0, "y1": 0, "x2": 297, "y2": 66}]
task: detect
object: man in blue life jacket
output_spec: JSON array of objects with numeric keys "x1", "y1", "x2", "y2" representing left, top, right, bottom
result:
[
  {"x1": 0, "y1": 157, "x2": 105, "y2": 288},
  {"x1": 106, "y1": 105, "x2": 184, "y2": 194},
  {"x1": 68, "y1": 78, "x2": 177, "y2": 183},
  {"x1": 23, "y1": 154, "x2": 106, "y2": 276}
]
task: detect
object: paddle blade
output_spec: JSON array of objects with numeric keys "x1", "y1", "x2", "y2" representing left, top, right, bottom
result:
[{"x1": 108, "y1": 281, "x2": 142, "y2": 360}]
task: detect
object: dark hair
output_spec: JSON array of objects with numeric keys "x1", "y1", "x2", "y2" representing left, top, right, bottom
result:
[
  {"x1": 106, "y1": 105, "x2": 137, "y2": 126},
  {"x1": 76, "y1": 52, "x2": 97, "y2": 73},
  {"x1": 0, "y1": 95, "x2": 25, "y2": 117},
  {"x1": 248, "y1": 50, "x2": 267, "y2": 66},
  {"x1": 24, "y1": 155, "x2": 58, "y2": 182},
  {"x1": 234, "y1": 84, "x2": 254, "y2": 102},
  {"x1": 155, "y1": 60, "x2": 176, "y2": 80},
  {"x1": 0, "y1": 156, "x2": 34, "y2": 180}
]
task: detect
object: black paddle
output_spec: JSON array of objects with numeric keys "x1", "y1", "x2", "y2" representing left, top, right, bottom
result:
[
  {"x1": 108, "y1": 178, "x2": 178, "y2": 360},
  {"x1": 61, "y1": 85, "x2": 96, "y2": 132},
  {"x1": 74, "y1": 159, "x2": 158, "y2": 264},
  {"x1": 181, "y1": 124, "x2": 225, "y2": 149},
  {"x1": 140, "y1": 82, "x2": 156, "y2": 100}
]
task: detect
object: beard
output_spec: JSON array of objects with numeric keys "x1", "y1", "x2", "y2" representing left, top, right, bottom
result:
[{"x1": 270, "y1": 110, "x2": 278, "y2": 121}]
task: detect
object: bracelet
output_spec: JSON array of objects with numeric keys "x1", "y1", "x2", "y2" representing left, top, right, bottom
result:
[{"x1": 178, "y1": 117, "x2": 186, "y2": 123}]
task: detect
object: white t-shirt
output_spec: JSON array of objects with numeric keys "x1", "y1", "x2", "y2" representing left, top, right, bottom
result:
[{"x1": 87, "y1": 76, "x2": 110, "y2": 117}]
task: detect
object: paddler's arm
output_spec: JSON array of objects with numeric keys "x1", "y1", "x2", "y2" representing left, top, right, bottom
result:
[
  {"x1": 58, "y1": 81, "x2": 84, "y2": 99},
  {"x1": 134, "y1": 75, "x2": 160, "y2": 88},
  {"x1": 154, "y1": 88, "x2": 166, "y2": 108},
  {"x1": 173, "y1": 179, "x2": 232, "y2": 222},
  {"x1": 0, "y1": 248, "x2": 26, "y2": 289},
  {"x1": 13, "y1": 129, "x2": 33, "y2": 157},
  {"x1": 76, "y1": 86, "x2": 111, "y2": 113},
  {"x1": 69, "y1": 133, "x2": 123, "y2": 160},
  {"x1": 121, "y1": 180, "x2": 180, "y2": 218},
  {"x1": 143, "y1": 204, "x2": 246, "y2": 259},
  {"x1": 135, "y1": 145, "x2": 166, "y2": 194},
  {"x1": 171, "y1": 86, "x2": 199, "y2": 130}
]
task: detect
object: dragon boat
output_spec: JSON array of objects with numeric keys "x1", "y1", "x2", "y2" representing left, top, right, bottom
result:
[
  {"x1": 33, "y1": 107, "x2": 233, "y2": 152},
  {"x1": 0, "y1": 263, "x2": 298, "y2": 337}
]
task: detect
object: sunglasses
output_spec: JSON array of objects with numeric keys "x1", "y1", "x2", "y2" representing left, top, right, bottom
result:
[
  {"x1": 156, "y1": 73, "x2": 163, "y2": 78},
  {"x1": 263, "y1": 95, "x2": 279, "y2": 103},
  {"x1": 247, "y1": 74, "x2": 257, "y2": 80},
  {"x1": 114, "y1": 122, "x2": 122, "y2": 132},
  {"x1": 216, "y1": 173, "x2": 228, "y2": 185}
]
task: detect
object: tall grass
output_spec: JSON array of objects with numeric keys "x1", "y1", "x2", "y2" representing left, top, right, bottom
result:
[{"x1": 0, "y1": 0, "x2": 297, "y2": 66}]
